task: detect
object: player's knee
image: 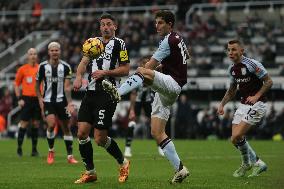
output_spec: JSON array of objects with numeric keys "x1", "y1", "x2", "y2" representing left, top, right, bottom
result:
[
  {"x1": 231, "y1": 134, "x2": 242, "y2": 145},
  {"x1": 137, "y1": 67, "x2": 152, "y2": 78},
  {"x1": 151, "y1": 129, "x2": 160, "y2": 140},
  {"x1": 94, "y1": 137, "x2": 105, "y2": 147},
  {"x1": 46, "y1": 121, "x2": 56, "y2": 129},
  {"x1": 77, "y1": 130, "x2": 89, "y2": 139},
  {"x1": 32, "y1": 121, "x2": 40, "y2": 128},
  {"x1": 61, "y1": 126, "x2": 71, "y2": 135},
  {"x1": 19, "y1": 121, "x2": 29, "y2": 128}
]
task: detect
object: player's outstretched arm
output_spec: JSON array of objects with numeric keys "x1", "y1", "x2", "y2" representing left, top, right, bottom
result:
[
  {"x1": 92, "y1": 63, "x2": 129, "y2": 80},
  {"x1": 218, "y1": 82, "x2": 237, "y2": 115},
  {"x1": 74, "y1": 56, "x2": 89, "y2": 91}
]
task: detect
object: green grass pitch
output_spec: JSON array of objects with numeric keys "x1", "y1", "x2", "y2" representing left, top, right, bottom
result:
[{"x1": 0, "y1": 139, "x2": 283, "y2": 189}]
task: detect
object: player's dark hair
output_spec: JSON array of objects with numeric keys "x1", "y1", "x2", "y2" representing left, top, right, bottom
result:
[
  {"x1": 100, "y1": 13, "x2": 116, "y2": 23},
  {"x1": 155, "y1": 10, "x2": 175, "y2": 28}
]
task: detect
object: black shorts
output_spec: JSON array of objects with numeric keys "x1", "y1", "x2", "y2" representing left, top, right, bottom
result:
[
  {"x1": 44, "y1": 100, "x2": 70, "y2": 120},
  {"x1": 20, "y1": 96, "x2": 41, "y2": 121},
  {"x1": 135, "y1": 101, "x2": 152, "y2": 118},
  {"x1": 78, "y1": 90, "x2": 116, "y2": 130}
]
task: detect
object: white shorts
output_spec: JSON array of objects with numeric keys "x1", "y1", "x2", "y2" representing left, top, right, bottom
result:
[
  {"x1": 151, "y1": 71, "x2": 181, "y2": 121},
  {"x1": 232, "y1": 101, "x2": 267, "y2": 126}
]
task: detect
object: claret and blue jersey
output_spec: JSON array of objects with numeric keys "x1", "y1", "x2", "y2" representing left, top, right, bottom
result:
[
  {"x1": 228, "y1": 55, "x2": 268, "y2": 104},
  {"x1": 152, "y1": 32, "x2": 189, "y2": 87}
]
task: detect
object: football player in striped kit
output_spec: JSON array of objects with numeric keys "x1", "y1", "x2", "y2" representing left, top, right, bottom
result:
[
  {"x1": 36, "y1": 42, "x2": 78, "y2": 165},
  {"x1": 73, "y1": 13, "x2": 130, "y2": 184}
]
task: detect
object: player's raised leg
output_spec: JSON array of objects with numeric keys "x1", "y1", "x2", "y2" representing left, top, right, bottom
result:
[{"x1": 102, "y1": 72, "x2": 145, "y2": 102}]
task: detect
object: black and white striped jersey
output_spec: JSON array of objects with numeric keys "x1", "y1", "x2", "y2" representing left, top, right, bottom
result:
[
  {"x1": 87, "y1": 36, "x2": 130, "y2": 91},
  {"x1": 36, "y1": 60, "x2": 72, "y2": 103}
]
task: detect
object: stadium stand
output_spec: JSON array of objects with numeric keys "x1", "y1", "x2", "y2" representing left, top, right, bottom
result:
[{"x1": 0, "y1": 0, "x2": 283, "y2": 139}]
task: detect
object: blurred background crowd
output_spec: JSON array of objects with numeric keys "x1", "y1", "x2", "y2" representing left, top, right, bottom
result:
[{"x1": 0, "y1": 0, "x2": 284, "y2": 140}]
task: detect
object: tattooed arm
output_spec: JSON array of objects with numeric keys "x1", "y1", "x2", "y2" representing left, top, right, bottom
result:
[
  {"x1": 217, "y1": 82, "x2": 237, "y2": 115},
  {"x1": 246, "y1": 74, "x2": 273, "y2": 104}
]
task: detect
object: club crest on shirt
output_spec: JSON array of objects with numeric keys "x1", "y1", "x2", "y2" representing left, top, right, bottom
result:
[
  {"x1": 45, "y1": 70, "x2": 51, "y2": 76},
  {"x1": 241, "y1": 68, "x2": 246, "y2": 75},
  {"x1": 58, "y1": 69, "x2": 64, "y2": 77}
]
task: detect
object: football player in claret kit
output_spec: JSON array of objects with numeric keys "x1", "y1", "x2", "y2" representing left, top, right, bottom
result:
[
  {"x1": 217, "y1": 39, "x2": 273, "y2": 177},
  {"x1": 73, "y1": 13, "x2": 130, "y2": 184},
  {"x1": 36, "y1": 41, "x2": 78, "y2": 165},
  {"x1": 102, "y1": 10, "x2": 190, "y2": 184}
]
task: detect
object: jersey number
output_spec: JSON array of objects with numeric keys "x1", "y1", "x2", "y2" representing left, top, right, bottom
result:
[
  {"x1": 244, "y1": 108, "x2": 257, "y2": 120},
  {"x1": 98, "y1": 109, "x2": 105, "y2": 125},
  {"x1": 178, "y1": 40, "x2": 189, "y2": 65},
  {"x1": 126, "y1": 77, "x2": 138, "y2": 87}
]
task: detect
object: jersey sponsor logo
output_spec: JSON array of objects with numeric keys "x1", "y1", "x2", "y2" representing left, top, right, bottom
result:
[
  {"x1": 98, "y1": 52, "x2": 112, "y2": 60},
  {"x1": 235, "y1": 77, "x2": 250, "y2": 83},
  {"x1": 120, "y1": 50, "x2": 128, "y2": 61},
  {"x1": 46, "y1": 77, "x2": 60, "y2": 83}
]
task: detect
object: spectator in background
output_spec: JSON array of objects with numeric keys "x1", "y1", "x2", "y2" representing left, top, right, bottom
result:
[
  {"x1": 0, "y1": 114, "x2": 6, "y2": 137},
  {"x1": 261, "y1": 43, "x2": 276, "y2": 68},
  {"x1": 69, "y1": 46, "x2": 82, "y2": 72},
  {"x1": 0, "y1": 87, "x2": 13, "y2": 120},
  {"x1": 274, "y1": 107, "x2": 284, "y2": 137},
  {"x1": 174, "y1": 94, "x2": 191, "y2": 138},
  {"x1": 219, "y1": 108, "x2": 232, "y2": 139},
  {"x1": 0, "y1": 87, "x2": 13, "y2": 137},
  {"x1": 32, "y1": 0, "x2": 42, "y2": 18}
]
